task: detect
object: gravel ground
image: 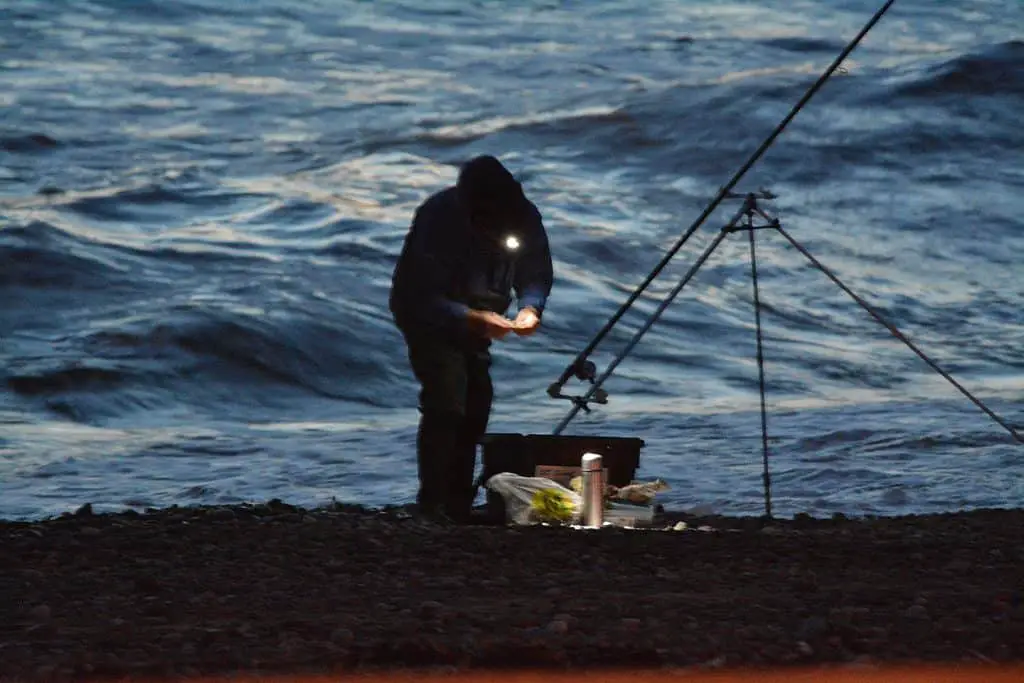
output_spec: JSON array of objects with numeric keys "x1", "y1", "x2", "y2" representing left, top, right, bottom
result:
[{"x1": 2, "y1": 501, "x2": 1023, "y2": 682}]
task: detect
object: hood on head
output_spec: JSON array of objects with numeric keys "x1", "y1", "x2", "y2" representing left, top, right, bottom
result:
[{"x1": 456, "y1": 155, "x2": 529, "y2": 225}]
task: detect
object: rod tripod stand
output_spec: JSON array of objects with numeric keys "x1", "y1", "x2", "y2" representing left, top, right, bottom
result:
[{"x1": 549, "y1": 190, "x2": 1023, "y2": 518}]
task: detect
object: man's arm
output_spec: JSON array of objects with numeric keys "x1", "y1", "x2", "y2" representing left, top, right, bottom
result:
[
  {"x1": 400, "y1": 202, "x2": 471, "y2": 332},
  {"x1": 513, "y1": 209, "x2": 554, "y2": 317},
  {"x1": 397, "y1": 200, "x2": 516, "y2": 341}
]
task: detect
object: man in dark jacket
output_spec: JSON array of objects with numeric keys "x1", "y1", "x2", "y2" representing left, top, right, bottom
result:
[{"x1": 390, "y1": 155, "x2": 554, "y2": 523}]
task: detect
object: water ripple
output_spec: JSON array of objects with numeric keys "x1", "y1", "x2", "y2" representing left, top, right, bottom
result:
[{"x1": 1, "y1": 0, "x2": 1023, "y2": 520}]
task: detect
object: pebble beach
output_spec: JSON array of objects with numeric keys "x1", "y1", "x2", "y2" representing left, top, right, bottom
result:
[{"x1": 3, "y1": 502, "x2": 1023, "y2": 681}]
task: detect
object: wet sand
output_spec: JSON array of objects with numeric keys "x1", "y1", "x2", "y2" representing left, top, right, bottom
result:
[{"x1": 3, "y1": 501, "x2": 1022, "y2": 681}]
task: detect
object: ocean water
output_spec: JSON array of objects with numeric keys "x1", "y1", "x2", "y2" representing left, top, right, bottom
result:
[{"x1": 2, "y1": 0, "x2": 1023, "y2": 521}]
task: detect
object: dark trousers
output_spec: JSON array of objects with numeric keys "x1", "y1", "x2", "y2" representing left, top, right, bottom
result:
[{"x1": 403, "y1": 332, "x2": 493, "y2": 521}]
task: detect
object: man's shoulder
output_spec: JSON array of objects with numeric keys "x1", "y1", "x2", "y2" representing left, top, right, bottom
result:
[
  {"x1": 418, "y1": 186, "x2": 459, "y2": 217},
  {"x1": 520, "y1": 197, "x2": 546, "y2": 235},
  {"x1": 410, "y1": 186, "x2": 465, "y2": 246},
  {"x1": 525, "y1": 197, "x2": 542, "y2": 221}
]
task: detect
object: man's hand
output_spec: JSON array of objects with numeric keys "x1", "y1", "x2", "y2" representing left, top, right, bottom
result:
[
  {"x1": 512, "y1": 307, "x2": 541, "y2": 336},
  {"x1": 467, "y1": 310, "x2": 515, "y2": 340}
]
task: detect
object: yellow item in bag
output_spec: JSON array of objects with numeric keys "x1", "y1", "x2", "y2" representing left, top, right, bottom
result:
[{"x1": 530, "y1": 487, "x2": 576, "y2": 523}]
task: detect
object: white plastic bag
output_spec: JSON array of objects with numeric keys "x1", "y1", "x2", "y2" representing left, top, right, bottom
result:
[{"x1": 485, "y1": 472, "x2": 582, "y2": 525}]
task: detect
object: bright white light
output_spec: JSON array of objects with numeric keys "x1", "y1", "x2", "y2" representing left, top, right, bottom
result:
[{"x1": 504, "y1": 235, "x2": 521, "y2": 251}]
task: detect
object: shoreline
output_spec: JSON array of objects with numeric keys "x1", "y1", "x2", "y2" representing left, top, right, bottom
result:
[
  {"x1": 6, "y1": 496, "x2": 1022, "y2": 526},
  {"x1": 3, "y1": 501, "x2": 1023, "y2": 681}
]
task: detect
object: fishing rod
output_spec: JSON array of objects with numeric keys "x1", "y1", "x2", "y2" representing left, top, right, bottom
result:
[{"x1": 547, "y1": 0, "x2": 898, "y2": 425}]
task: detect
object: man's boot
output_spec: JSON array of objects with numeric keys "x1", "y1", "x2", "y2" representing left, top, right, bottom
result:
[
  {"x1": 416, "y1": 410, "x2": 461, "y2": 523},
  {"x1": 444, "y1": 430, "x2": 478, "y2": 524}
]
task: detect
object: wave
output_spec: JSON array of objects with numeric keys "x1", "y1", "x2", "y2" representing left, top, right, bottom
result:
[
  {"x1": 393, "y1": 75, "x2": 851, "y2": 174},
  {"x1": 0, "y1": 218, "x2": 255, "y2": 291},
  {"x1": 1, "y1": 212, "x2": 408, "y2": 422},
  {"x1": 0, "y1": 133, "x2": 59, "y2": 153},
  {"x1": 160, "y1": 307, "x2": 396, "y2": 402},
  {"x1": 892, "y1": 40, "x2": 1024, "y2": 98},
  {"x1": 6, "y1": 301, "x2": 407, "y2": 423},
  {"x1": 759, "y1": 37, "x2": 845, "y2": 54},
  {"x1": 375, "y1": 41, "x2": 1022, "y2": 184},
  {"x1": 410, "y1": 104, "x2": 631, "y2": 146},
  {"x1": 0, "y1": 216, "x2": 299, "y2": 293},
  {"x1": 63, "y1": 183, "x2": 267, "y2": 225},
  {"x1": 0, "y1": 221, "x2": 133, "y2": 289},
  {"x1": 6, "y1": 364, "x2": 127, "y2": 396}
]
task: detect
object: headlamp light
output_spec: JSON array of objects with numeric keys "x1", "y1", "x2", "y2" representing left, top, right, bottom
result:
[{"x1": 503, "y1": 235, "x2": 521, "y2": 252}]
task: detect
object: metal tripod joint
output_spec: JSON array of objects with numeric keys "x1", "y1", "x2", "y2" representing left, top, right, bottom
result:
[{"x1": 722, "y1": 189, "x2": 781, "y2": 235}]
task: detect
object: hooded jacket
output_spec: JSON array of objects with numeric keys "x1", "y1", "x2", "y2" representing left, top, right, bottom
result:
[{"x1": 389, "y1": 185, "x2": 553, "y2": 345}]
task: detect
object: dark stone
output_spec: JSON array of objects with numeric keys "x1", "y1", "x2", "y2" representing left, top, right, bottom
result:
[{"x1": 3, "y1": 502, "x2": 1024, "y2": 677}]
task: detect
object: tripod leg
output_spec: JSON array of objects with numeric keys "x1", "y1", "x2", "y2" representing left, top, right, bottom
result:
[
  {"x1": 748, "y1": 224, "x2": 773, "y2": 519},
  {"x1": 773, "y1": 224, "x2": 1024, "y2": 446}
]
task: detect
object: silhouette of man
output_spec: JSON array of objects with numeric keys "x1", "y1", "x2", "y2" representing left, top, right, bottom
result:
[{"x1": 390, "y1": 155, "x2": 554, "y2": 523}]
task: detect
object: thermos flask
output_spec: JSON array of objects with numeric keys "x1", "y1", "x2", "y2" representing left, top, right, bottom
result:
[{"x1": 581, "y1": 452, "x2": 604, "y2": 527}]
